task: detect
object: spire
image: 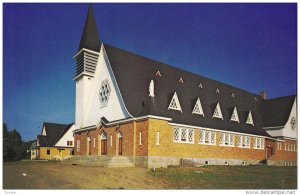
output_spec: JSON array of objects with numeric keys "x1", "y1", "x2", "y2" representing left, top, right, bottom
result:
[{"x1": 78, "y1": 4, "x2": 101, "y2": 52}]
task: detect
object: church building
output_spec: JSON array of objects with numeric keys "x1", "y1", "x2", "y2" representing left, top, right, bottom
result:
[{"x1": 72, "y1": 5, "x2": 297, "y2": 168}]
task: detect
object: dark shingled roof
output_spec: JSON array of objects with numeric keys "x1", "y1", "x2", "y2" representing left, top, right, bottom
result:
[
  {"x1": 38, "y1": 122, "x2": 72, "y2": 147},
  {"x1": 104, "y1": 43, "x2": 271, "y2": 137},
  {"x1": 260, "y1": 95, "x2": 296, "y2": 127},
  {"x1": 78, "y1": 4, "x2": 101, "y2": 52}
]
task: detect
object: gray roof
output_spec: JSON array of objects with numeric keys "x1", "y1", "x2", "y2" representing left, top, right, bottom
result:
[
  {"x1": 104, "y1": 43, "x2": 272, "y2": 137},
  {"x1": 260, "y1": 95, "x2": 296, "y2": 128},
  {"x1": 78, "y1": 4, "x2": 101, "y2": 52},
  {"x1": 37, "y1": 122, "x2": 73, "y2": 147}
]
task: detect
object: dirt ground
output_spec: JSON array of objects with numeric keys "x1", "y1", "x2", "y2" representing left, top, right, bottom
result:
[
  {"x1": 3, "y1": 161, "x2": 297, "y2": 189},
  {"x1": 3, "y1": 161, "x2": 168, "y2": 189}
]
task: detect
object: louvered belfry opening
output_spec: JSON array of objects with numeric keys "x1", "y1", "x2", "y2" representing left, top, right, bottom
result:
[{"x1": 75, "y1": 50, "x2": 99, "y2": 77}]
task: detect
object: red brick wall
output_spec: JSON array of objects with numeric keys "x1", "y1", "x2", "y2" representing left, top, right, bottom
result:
[
  {"x1": 74, "y1": 122, "x2": 135, "y2": 156},
  {"x1": 266, "y1": 139, "x2": 297, "y2": 161},
  {"x1": 136, "y1": 120, "x2": 148, "y2": 156}
]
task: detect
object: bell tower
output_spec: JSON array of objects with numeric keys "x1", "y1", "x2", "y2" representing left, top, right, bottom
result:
[{"x1": 74, "y1": 4, "x2": 101, "y2": 129}]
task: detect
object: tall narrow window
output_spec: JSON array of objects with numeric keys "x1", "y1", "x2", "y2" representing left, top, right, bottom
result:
[
  {"x1": 156, "y1": 132, "x2": 160, "y2": 145},
  {"x1": 181, "y1": 128, "x2": 187, "y2": 142},
  {"x1": 93, "y1": 138, "x2": 96, "y2": 147},
  {"x1": 211, "y1": 132, "x2": 216, "y2": 144},
  {"x1": 212, "y1": 102, "x2": 223, "y2": 120},
  {"x1": 139, "y1": 131, "x2": 142, "y2": 145},
  {"x1": 220, "y1": 133, "x2": 225, "y2": 145},
  {"x1": 237, "y1": 135, "x2": 242, "y2": 147},
  {"x1": 77, "y1": 140, "x2": 80, "y2": 152},
  {"x1": 199, "y1": 130, "x2": 204, "y2": 144},
  {"x1": 110, "y1": 135, "x2": 112, "y2": 147},
  {"x1": 188, "y1": 129, "x2": 194, "y2": 143},
  {"x1": 205, "y1": 131, "x2": 210, "y2": 144},
  {"x1": 192, "y1": 98, "x2": 204, "y2": 116},
  {"x1": 230, "y1": 107, "x2": 240, "y2": 123},
  {"x1": 168, "y1": 92, "x2": 182, "y2": 112},
  {"x1": 174, "y1": 127, "x2": 180, "y2": 142},
  {"x1": 245, "y1": 136, "x2": 250, "y2": 148}
]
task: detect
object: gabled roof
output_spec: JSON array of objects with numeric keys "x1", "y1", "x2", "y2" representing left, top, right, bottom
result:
[
  {"x1": 37, "y1": 122, "x2": 72, "y2": 147},
  {"x1": 260, "y1": 95, "x2": 296, "y2": 127},
  {"x1": 104, "y1": 43, "x2": 269, "y2": 136},
  {"x1": 78, "y1": 4, "x2": 101, "y2": 52}
]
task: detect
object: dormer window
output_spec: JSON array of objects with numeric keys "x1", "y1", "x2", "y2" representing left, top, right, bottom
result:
[
  {"x1": 212, "y1": 102, "x2": 223, "y2": 120},
  {"x1": 192, "y1": 97, "x2": 204, "y2": 116},
  {"x1": 155, "y1": 70, "x2": 161, "y2": 77},
  {"x1": 230, "y1": 107, "x2": 240, "y2": 123},
  {"x1": 246, "y1": 111, "x2": 254, "y2": 126},
  {"x1": 168, "y1": 92, "x2": 182, "y2": 112},
  {"x1": 179, "y1": 77, "x2": 184, "y2": 84},
  {"x1": 216, "y1": 88, "x2": 220, "y2": 93}
]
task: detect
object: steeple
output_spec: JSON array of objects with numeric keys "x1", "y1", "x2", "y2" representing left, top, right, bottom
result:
[{"x1": 78, "y1": 4, "x2": 101, "y2": 52}]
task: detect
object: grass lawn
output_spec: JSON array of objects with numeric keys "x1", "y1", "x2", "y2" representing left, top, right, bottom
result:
[
  {"x1": 147, "y1": 165, "x2": 297, "y2": 189},
  {"x1": 3, "y1": 161, "x2": 297, "y2": 189}
]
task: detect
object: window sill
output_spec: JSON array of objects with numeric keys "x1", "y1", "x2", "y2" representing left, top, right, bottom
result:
[
  {"x1": 253, "y1": 147, "x2": 264, "y2": 150},
  {"x1": 219, "y1": 144, "x2": 235, "y2": 147},
  {"x1": 237, "y1": 146, "x2": 250, "y2": 149},
  {"x1": 198, "y1": 143, "x2": 216, "y2": 146}
]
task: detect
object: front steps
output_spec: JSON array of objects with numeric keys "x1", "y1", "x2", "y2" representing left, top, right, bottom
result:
[{"x1": 62, "y1": 155, "x2": 134, "y2": 167}]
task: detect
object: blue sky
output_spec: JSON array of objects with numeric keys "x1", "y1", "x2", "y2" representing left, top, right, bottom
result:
[{"x1": 3, "y1": 3, "x2": 297, "y2": 141}]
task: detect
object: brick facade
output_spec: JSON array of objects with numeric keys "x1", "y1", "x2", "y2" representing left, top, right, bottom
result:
[{"x1": 74, "y1": 117, "x2": 297, "y2": 166}]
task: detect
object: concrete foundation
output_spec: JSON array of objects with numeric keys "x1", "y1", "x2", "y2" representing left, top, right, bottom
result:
[{"x1": 62, "y1": 155, "x2": 296, "y2": 168}]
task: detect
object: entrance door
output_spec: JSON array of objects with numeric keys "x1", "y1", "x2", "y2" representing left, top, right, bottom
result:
[
  {"x1": 101, "y1": 139, "x2": 107, "y2": 155},
  {"x1": 89, "y1": 139, "x2": 92, "y2": 155},
  {"x1": 266, "y1": 146, "x2": 273, "y2": 159},
  {"x1": 119, "y1": 138, "x2": 122, "y2": 156},
  {"x1": 100, "y1": 132, "x2": 107, "y2": 155},
  {"x1": 118, "y1": 132, "x2": 122, "y2": 156}
]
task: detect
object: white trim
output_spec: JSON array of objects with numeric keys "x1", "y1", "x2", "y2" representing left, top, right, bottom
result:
[
  {"x1": 192, "y1": 97, "x2": 204, "y2": 116},
  {"x1": 110, "y1": 135, "x2": 112, "y2": 147},
  {"x1": 168, "y1": 122, "x2": 268, "y2": 138},
  {"x1": 73, "y1": 72, "x2": 95, "y2": 81},
  {"x1": 73, "y1": 115, "x2": 173, "y2": 133},
  {"x1": 230, "y1": 107, "x2": 240, "y2": 123},
  {"x1": 212, "y1": 102, "x2": 223, "y2": 120},
  {"x1": 168, "y1": 92, "x2": 182, "y2": 112},
  {"x1": 73, "y1": 48, "x2": 100, "y2": 59},
  {"x1": 263, "y1": 126, "x2": 285, "y2": 129}
]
